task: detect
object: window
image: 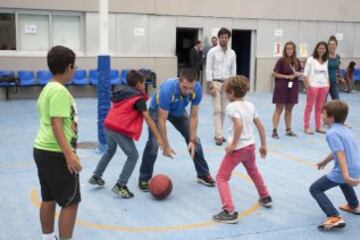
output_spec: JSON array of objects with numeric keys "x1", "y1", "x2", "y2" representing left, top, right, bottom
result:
[
  {"x1": 0, "y1": 13, "x2": 16, "y2": 50},
  {"x1": 1, "y1": 11, "x2": 83, "y2": 53},
  {"x1": 53, "y1": 15, "x2": 81, "y2": 51},
  {"x1": 18, "y1": 14, "x2": 50, "y2": 51}
]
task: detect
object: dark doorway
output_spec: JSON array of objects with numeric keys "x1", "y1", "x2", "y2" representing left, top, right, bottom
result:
[
  {"x1": 176, "y1": 28, "x2": 199, "y2": 76},
  {"x1": 231, "y1": 30, "x2": 251, "y2": 78}
]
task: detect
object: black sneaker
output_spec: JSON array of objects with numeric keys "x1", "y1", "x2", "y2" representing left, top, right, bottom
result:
[
  {"x1": 138, "y1": 180, "x2": 149, "y2": 192},
  {"x1": 88, "y1": 175, "x2": 105, "y2": 186},
  {"x1": 259, "y1": 196, "x2": 272, "y2": 208},
  {"x1": 197, "y1": 174, "x2": 215, "y2": 187},
  {"x1": 213, "y1": 210, "x2": 239, "y2": 224},
  {"x1": 112, "y1": 184, "x2": 134, "y2": 199}
]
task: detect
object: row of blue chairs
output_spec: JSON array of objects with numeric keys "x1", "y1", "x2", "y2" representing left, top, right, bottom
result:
[
  {"x1": 339, "y1": 69, "x2": 360, "y2": 81},
  {"x1": 0, "y1": 69, "x2": 130, "y2": 86}
]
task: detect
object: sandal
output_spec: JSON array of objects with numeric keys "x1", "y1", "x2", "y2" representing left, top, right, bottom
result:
[
  {"x1": 339, "y1": 203, "x2": 360, "y2": 215},
  {"x1": 285, "y1": 129, "x2": 297, "y2": 137},
  {"x1": 271, "y1": 130, "x2": 280, "y2": 139},
  {"x1": 316, "y1": 128, "x2": 327, "y2": 134},
  {"x1": 304, "y1": 129, "x2": 314, "y2": 135},
  {"x1": 215, "y1": 137, "x2": 224, "y2": 146}
]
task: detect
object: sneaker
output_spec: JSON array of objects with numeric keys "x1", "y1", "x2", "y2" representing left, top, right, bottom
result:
[
  {"x1": 318, "y1": 216, "x2": 345, "y2": 230},
  {"x1": 213, "y1": 210, "x2": 239, "y2": 224},
  {"x1": 197, "y1": 174, "x2": 215, "y2": 187},
  {"x1": 88, "y1": 175, "x2": 105, "y2": 186},
  {"x1": 259, "y1": 196, "x2": 272, "y2": 208},
  {"x1": 112, "y1": 184, "x2": 134, "y2": 199},
  {"x1": 339, "y1": 204, "x2": 360, "y2": 215},
  {"x1": 138, "y1": 180, "x2": 149, "y2": 192}
]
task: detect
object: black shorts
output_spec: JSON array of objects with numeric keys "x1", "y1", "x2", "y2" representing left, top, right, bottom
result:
[{"x1": 33, "y1": 148, "x2": 81, "y2": 207}]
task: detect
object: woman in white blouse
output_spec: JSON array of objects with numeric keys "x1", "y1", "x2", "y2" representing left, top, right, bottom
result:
[{"x1": 303, "y1": 41, "x2": 330, "y2": 134}]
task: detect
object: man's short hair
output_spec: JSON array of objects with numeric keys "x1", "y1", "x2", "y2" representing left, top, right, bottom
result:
[
  {"x1": 126, "y1": 70, "x2": 145, "y2": 87},
  {"x1": 217, "y1": 27, "x2": 231, "y2": 38},
  {"x1": 47, "y1": 46, "x2": 75, "y2": 75},
  {"x1": 323, "y1": 100, "x2": 349, "y2": 123},
  {"x1": 179, "y1": 67, "x2": 198, "y2": 82}
]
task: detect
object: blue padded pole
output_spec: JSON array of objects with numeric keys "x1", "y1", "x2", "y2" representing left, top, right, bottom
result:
[{"x1": 97, "y1": 55, "x2": 111, "y2": 153}]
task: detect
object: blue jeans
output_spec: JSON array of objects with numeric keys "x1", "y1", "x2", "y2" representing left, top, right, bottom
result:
[
  {"x1": 309, "y1": 175, "x2": 359, "y2": 217},
  {"x1": 328, "y1": 82, "x2": 340, "y2": 100},
  {"x1": 93, "y1": 128, "x2": 139, "y2": 186},
  {"x1": 139, "y1": 108, "x2": 210, "y2": 181}
]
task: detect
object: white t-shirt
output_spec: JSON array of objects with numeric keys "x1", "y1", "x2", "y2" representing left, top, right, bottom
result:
[
  {"x1": 226, "y1": 100, "x2": 258, "y2": 150},
  {"x1": 303, "y1": 56, "x2": 329, "y2": 87}
]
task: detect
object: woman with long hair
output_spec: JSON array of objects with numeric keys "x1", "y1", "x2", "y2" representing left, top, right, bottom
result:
[
  {"x1": 327, "y1": 35, "x2": 344, "y2": 100},
  {"x1": 271, "y1": 41, "x2": 302, "y2": 139},
  {"x1": 345, "y1": 61, "x2": 357, "y2": 93},
  {"x1": 303, "y1": 42, "x2": 330, "y2": 134}
]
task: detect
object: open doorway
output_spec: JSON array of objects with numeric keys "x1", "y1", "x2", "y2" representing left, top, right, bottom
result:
[
  {"x1": 231, "y1": 30, "x2": 251, "y2": 78},
  {"x1": 176, "y1": 28, "x2": 200, "y2": 76}
]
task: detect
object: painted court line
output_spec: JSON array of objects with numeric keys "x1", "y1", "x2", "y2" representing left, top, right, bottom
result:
[{"x1": 29, "y1": 172, "x2": 260, "y2": 233}]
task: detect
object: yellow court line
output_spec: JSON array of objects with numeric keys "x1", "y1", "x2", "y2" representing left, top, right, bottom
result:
[
  {"x1": 29, "y1": 172, "x2": 260, "y2": 233},
  {"x1": 269, "y1": 147, "x2": 317, "y2": 168}
]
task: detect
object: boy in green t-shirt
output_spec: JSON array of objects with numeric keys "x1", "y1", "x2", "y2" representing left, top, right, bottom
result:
[{"x1": 34, "y1": 46, "x2": 81, "y2": 240}]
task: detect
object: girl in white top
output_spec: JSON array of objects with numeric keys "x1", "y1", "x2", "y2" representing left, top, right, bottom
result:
[
  {"x1": 213, "y1": 75, "x2": 271, "y2": 224},
  {"x1": 303, "y1": 41, "x2": 330, "y2": 134}
]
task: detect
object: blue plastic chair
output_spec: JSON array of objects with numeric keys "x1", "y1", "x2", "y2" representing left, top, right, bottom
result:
[
  {"x1": 36, "y1": 71, "x2": 52, "y2": 86},
  {"x1": 89, "y1": 69, "x2": 99, "y2": 85},
  {"x1": 0, "y1": 71, "x2": 16, "y2": 87},
  {"x1": 18, "y1": 70, "x2": 36, "y2": 86},
  {"x1": 110, "y1": 69, "x2": 121, "y2": 85},
  {"x1": 354, "y1": 69, "x2": 360, "y2": 81},
  {"x1": 72, "y1": 69, "x2": 89, "y2": 85},
  {"x1": 339, "y1": 69, "x2": 346, "y2": 79},
  {"x1": 120, "y1": 69, "x2": 129, "y2": 85}
]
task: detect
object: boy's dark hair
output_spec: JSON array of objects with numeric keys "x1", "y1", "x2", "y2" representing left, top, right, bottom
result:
[
  {"x1": 126, "y1": 70, "x2": 145, "y2": 87},
  {"x1": 179, "y1": 67, "x2": 198, "y2": 82},
  {"x1": 323, "y1": 100, "x2": 348, "y2": 123},
  {"x1": 224, "y1": 75, "x2": 250, "y2": 98},
  {"x1": 312, "y1": 41, "x2": 329, "y2": 62},
  {"x1": 328, "y1": 35, "x2": 338, "y2": 45},
  {"x1": 47, "y1": 46, "x2": 75, "y2": 75},
  {"x1": 217, "y1": 27, "x2": 231, "y2": 38}
]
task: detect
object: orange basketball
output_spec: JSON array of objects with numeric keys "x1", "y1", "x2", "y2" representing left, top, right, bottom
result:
[{"x1": 148, "y1": 174, "x2": 172, "y2": 199}]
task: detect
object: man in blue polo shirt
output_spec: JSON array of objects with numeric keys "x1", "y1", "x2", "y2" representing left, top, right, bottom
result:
[{"x1": 138, "y1": 67, "x2": 215, "y2": 191}]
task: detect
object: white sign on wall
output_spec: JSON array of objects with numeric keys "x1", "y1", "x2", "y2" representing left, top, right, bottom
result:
[
  {"x1": 274, "y1": 29, "x2": 283, "y2": 37},
  {"x1": 273, "y1": 42, "x2": 282, "y2": 57},
  {"x1": 134, "y1": 27, "x2": 145, "y2": 37},
  {"x1": 335, "y1": 33, "x2": 344, "y2": 41},
  {"x1": 25, "y1": 24, "x2": 37, "y2": 34},
  {"x1": 300, "y1": 43, "x2": 308, "y2": 58}
]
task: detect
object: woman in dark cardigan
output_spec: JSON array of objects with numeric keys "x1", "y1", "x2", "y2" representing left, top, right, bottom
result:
[{"x1": 271, "y1": 41, "x2": 302, "y2": 139}]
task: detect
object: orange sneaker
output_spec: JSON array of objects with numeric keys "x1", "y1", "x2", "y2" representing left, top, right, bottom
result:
[
  {"x1": 339, "y1": 204, "x2": 360, "y2": 215},
  {"x1": 318, "y1": 216, "x2": 345, "y2": 230}
]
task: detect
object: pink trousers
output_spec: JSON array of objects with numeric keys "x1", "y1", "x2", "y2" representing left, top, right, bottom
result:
[
  {"x1": 304, "y1": 86, "x2": 329, "y2": 130},
  {"x1": 216, "y1": 144, "x2": 269, "y2": 212}
]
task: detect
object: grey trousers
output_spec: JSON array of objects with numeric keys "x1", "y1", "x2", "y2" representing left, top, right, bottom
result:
[{"x1": 93, "y1": 128, "x2": 139, "y2": 186}]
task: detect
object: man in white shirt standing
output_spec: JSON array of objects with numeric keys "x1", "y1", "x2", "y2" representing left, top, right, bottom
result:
[{"x1": 206, "y1": 27, "x2": 237, "y2": 145}]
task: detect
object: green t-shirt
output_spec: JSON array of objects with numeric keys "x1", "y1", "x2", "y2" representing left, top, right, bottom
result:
[
  {"x1": 34, "y1": 81, "x2": 78, "y2": 152},
  {"x1": 328, "y1": 54, "x2": 341, "y2": 83}
]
